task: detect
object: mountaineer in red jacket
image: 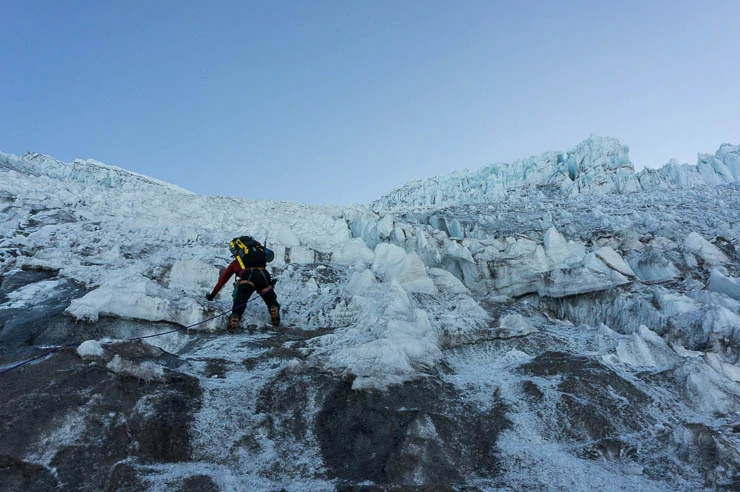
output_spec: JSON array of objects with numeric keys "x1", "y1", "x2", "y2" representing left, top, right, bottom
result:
[{"x1": 206, "y1": 236, "x2": 280, "y2": 332}]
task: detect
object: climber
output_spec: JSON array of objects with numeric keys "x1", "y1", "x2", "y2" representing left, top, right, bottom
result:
[{"x1": 206, "y1": 236, "x2": 280, "y2": 332}]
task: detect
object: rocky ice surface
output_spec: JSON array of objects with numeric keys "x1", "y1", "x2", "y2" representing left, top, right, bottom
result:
[{"x1": 1, "y1": 137, "x2": 740, "y2": 491}]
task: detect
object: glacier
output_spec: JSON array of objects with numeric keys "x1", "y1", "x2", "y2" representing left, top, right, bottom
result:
[{"x1": 1, "y1": 136, "x2": 740, "y2": 491}]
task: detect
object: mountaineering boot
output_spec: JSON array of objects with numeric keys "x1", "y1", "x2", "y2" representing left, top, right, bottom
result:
[
  {"x1": 228, "y1": 315, "x2": 240, "y2": 333},
  {"x1": 270, "y1": 305, "x2": 280, "y2": 327}
]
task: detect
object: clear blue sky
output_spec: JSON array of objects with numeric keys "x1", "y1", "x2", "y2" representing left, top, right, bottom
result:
[{"x1": 2, "y1": 1, "x2": 738, "y2": 204}]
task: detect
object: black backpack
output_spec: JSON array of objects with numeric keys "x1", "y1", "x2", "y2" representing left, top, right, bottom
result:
[{"x1": 229, "y1": 236, "x2": 274, "y2": 268}]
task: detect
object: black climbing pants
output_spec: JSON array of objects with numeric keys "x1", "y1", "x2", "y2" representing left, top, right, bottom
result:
[{"x1": 232, "y1": 268, "x2": 279, "y2": 319}]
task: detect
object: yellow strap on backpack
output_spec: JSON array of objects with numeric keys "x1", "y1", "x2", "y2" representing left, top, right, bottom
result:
[
  {"x1": 234, "y1": 238, "x2": 248, "y2": 251},
  {"x1": 234, "y1": 238, "x2": 250, "y2": 269}
]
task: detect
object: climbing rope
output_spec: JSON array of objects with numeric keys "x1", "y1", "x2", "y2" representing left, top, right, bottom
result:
[{"x1": 0, "y1": 300, "x2": 251, "y2": 377}]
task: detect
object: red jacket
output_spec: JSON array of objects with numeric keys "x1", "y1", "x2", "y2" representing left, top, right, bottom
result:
[{"x1": 209, "y1": 260, "x2": 243, "y2": 298}]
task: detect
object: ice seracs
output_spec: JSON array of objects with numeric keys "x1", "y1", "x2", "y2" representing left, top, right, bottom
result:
[
  {"x1": 708, "y1": 269, "x2": 740, "y2": 301},
  {"x1": 373, "y1": 136, "x2": 740, "y2": 213},
  {"x1": 684, "y1": 231, "x2": 729, "y2": 265}
]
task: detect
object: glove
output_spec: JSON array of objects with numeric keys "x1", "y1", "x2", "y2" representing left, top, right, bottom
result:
[{"x1": 206, "y1": 293, "x2": 214, "y2": 301}]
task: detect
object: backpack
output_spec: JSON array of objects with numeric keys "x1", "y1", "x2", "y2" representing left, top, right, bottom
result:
[{"x1": 229, "y1": 236, "x2": 275, "y2": 269}]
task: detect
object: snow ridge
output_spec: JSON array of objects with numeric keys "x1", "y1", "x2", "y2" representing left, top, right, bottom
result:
[{"x1": 0, "y1": 150, "x2": 193, "y2": 194}]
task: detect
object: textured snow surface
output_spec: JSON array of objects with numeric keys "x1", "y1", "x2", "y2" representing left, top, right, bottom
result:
[{"x1": 2, "y1": 136, "x2": 740, "y2": 490}]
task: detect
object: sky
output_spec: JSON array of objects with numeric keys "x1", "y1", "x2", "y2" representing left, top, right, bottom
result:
[{"x1": 2, "y1": 0, "x2": 739, "y2": 205}]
